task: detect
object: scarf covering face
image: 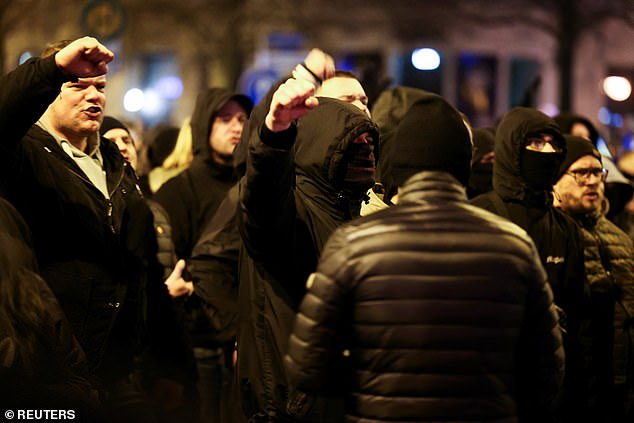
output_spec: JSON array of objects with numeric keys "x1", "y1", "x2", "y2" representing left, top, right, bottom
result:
[
  {"x1": 493, "y1": 107, "x2": 566, "y2": 203},
  {"x1": 521, "y1": 149, "x2": 564, "y2": 191},
  {"x1": 294, "y1": 97, "x2": 379, "y2": 253}
]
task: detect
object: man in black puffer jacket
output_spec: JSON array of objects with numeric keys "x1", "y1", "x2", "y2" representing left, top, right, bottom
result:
[{"x1": 285, "y1": 94, "x2": 565, "y2": 422}]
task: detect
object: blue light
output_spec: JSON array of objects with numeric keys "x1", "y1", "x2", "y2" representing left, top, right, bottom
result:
[
  {"x1": 155, "y1": 76, "x2": 184, "y2": 100},
  {"x1": 18, "y1": 51, "x2": 34, "y2": 65},
  {"x1": 411, "y1": 48, "x2": 440, "y2": 71},
  {"x1": 612, "y1": 113, "x2": 624, "y2": 128},
  {"x1": 598, "y1": 107, "x2": 611, "y2": 125}
]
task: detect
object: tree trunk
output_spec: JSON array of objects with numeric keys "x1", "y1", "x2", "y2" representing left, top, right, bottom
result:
[{"x1": 556, "y1": 0, "x2": 577, "y2": 112}]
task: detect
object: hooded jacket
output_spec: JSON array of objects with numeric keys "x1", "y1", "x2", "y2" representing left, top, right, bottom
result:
[
  {"x1": 370, "y1": 86, "x2": 432, "y2": 203},
  {"x1": 154, "y1": 87, "x2": 251, "y2": 260},
  {"x1": 236, "y1": 97, "x2": 378, "y2": 421},
  {"x1": 153, "y1": 88, "x2": 252, "y2": 348},
  {"x1": 471, "y1": 107, "x2": 588, "y2": 420}
]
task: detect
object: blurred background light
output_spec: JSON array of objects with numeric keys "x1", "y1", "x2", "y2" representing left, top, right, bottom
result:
[
  {"x1": 411, "y1": 48, "x2": 440, "y2": 70},
  {"x1": 154, "y1": 76, "x2": 184, "y2": 100},
  {"x1": 539, "y1": 103, "x2": 559, "y2": 117},
  {"x1": 603, "y1": 76, "x2": 632, "y2": 101},
  {"x1": 18, "y1": 51, "x2": 34, "y2": 65},
  {"x1": 123, "y1": 88, "x2": 144, "y2": 112},
  {"x1": 140, "y1": 89, "x2": 165, "y2": 117}
]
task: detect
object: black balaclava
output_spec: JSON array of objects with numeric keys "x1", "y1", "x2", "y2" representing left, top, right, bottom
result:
[
  {"x1": 520, "y1": 148, "x2": 563, "y2": 191},
  {"x1": 342, "y1": 131, "x2": 376, "y2": 202},
  {"x1": 493, "y1": 107, "x2": 566, "y2": 206}
]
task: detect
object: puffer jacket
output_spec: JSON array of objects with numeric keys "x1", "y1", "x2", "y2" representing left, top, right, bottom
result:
[
  {"x1": 285, "y1": 171, "x2": 565, "y2": 423},
  {"x1": 575, "y1": 212, "x2": 634, "y2": 418},
  {"x1": 236, "y1": 97, "x2": 378, "y2": 421},
  {"x1": 0, "y1": 55, "x2": 188, "y2": 386}
]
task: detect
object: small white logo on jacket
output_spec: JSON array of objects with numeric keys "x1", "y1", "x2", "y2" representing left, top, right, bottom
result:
[{"x1": 546, "y1": 256, "x2": 565, "y2": 264}]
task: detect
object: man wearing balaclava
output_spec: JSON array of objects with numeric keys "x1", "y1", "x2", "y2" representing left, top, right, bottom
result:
[
  {"x1": 236, "y1": 70, "x2": 378, "y2": 422},
  {"x1": 285, "y1": 94, "x2": 564, "y2": 422},
  {"x1": 471, "y1": 107, "x2": 588, "y2": 423}
]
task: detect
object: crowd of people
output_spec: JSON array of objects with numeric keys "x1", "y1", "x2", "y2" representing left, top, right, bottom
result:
[{"x1": 1, "y1": 35, "x2": 634, "y2": 423}]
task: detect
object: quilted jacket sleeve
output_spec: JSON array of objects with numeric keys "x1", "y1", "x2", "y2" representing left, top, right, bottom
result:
[{"x1": 284, "y1": 227, "x2": 350, "y2": 395}]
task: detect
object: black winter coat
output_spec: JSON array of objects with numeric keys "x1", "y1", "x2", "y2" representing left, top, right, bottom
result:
[
  {"x1": 285, "y1": 171, "x2": 565, "y2": 423},
  {"x1": 153, "y1": 88, "x2": 240, "y2": 348},
  {"x1": 0, "y1": 55, "x2": 187, "y2": 385},
  {"x1": 236, "y1": 97, "x2": 378, "y2": 421},
  {"x1": 471, "y1": 107, "x2": 588, "y2": 420},
  {"x1": 0, "y1": 198, "x2": 96, "y2": 413}
]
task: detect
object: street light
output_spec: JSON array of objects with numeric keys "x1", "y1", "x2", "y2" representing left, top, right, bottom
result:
[
  {"x1": 603, "y1": 76, "x2": 632, "y2": 101},
  {"x1": 411, "y1": 48, "x2": 440, "y2": 71}
]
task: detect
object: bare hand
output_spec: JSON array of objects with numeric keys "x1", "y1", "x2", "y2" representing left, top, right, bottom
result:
[
  {"x1": 304, "y1": 48, "x2": 335, "y2": 81},
  {"x1": 265, "y1": 78, "x2": 319, "y2": 132},
  {"x1": 164, "y1": 259, "x2": 194, "y2": 298},
  {"x1": 54, "y1": 36, "x2": 114, "y2": 78}
]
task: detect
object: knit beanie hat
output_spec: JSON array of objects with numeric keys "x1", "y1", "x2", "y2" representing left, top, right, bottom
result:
[
  {"x1": 100, "y1": 116, "x2": 129, "y2": 137},
  {"x1": 390, "y1": 93, "x2": 472, "y2": 187},
  {"x1": 556, "y1": 134, "x2": 602, "y2": 181},
  {"x1": 147, "y1": 126, "x2": 179, "y2": 168}
]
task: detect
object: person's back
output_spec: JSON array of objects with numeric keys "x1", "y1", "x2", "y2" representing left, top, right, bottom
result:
[
  {"x1": 285, "y1": 96, "x2": 564, "y2": 422},
  {"x1": 288, "y1": 172, "x2": 564, "y2": 422}
]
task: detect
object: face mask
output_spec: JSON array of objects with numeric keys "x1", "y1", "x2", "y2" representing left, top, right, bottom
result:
[
  {"x1": 520, "y1": 149, "x2": 562, "y2": 191},
  {"x1": 342, "y1": 133, "x2": 376, "y2": 197}
]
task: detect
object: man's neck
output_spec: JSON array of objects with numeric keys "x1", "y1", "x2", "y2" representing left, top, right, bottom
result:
[
  {"x1": 40, "y1": 114, "x2": 88, "y2": 152},
  {"x1": 212, "y1": 152, "x2": 234, "y2": 167}
]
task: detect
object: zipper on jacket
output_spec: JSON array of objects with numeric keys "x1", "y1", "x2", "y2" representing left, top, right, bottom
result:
[{"x1": 107, "y1": 200, "x2": 115, "y2": 233}]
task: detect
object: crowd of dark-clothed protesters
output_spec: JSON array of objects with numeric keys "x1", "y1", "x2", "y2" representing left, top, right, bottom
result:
[{"x1": 1, "y1": 35, "x2": 634, "y2": 423}]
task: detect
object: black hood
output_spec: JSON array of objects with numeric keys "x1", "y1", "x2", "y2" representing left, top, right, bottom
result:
[
  {"x1": 371, "y1": 86, "x2": 433, "y2": 188},
  {"x1": 190, "y1": 87, "x2": 252, "y2": 162},
  {"x1": 493, "y1": 107, "x2": 565, "y2": 202},
  {"x1": 554, "y1": 112, "x2": 599, "y2": 145},
  {"x1": 295, "y1": 97, "x2": 378, "y2": 225}
]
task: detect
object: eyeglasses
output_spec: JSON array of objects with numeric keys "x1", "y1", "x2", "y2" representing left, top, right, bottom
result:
[
  {"x1": 525, "y1": 134, "x2": 563, "y2": 153},
  {"x1": 566, "y1": 167, "x2": 608, "y2": 185}
]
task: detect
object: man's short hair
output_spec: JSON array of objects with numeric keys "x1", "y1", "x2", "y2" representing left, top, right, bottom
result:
[{"x1": 333, "y1": 69, "x2": 358, "y2": 79}]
